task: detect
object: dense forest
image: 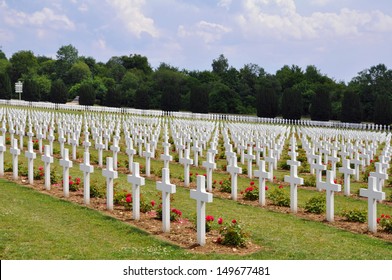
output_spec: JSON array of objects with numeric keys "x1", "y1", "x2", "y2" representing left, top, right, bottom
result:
[{"x1": 0, "y1": 44, "x2": 392, "y2": 125}]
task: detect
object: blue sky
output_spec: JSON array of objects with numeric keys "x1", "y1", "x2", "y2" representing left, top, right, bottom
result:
[{"x1": 1, "y1": 0, "x2": 392, "y2": 82}]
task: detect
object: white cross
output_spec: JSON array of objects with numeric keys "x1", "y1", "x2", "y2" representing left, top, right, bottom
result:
[
  {"x1": 59, "y1": 148, "x2": 73, "y2": 198},
  {"x1": 254, "y1": 160, "x2": 271, "y2": 206},
  {"x1": 318, "y1": 170, "x2": 341, "y2": 222},
  {"x1": 24, "y1": 141, "x2": 36, "y2": 185},
  {"x1": 41, "y1": 145, "x2": 53, "y2": 190},
  {"x1": 284, "y1": 161, "x2": 304, "y2": 214},
  {"x1": 160, "y1": 144, "x2": 172, "y2": 169},
  {"x1": 143, "y1": 143, "x2": 154, "y2": 177},
  {"x1": 190, "y1": 175, "x2": 213, "y2": 246},
  {"x1": 127, "y1": 162, "x2": 146, "y2": 221},
  {"x1": 310, "y1": 154, "x2": 326, "y2": 191},
  {"x1": 70, "y1": 133, "x2": 78, "y2": 160},
  {"x1": 338, "y1": 158, "x2": 355, "y2": 196},
  {"x1": 82, "y1": 131, "x2": 91, "y2": 153},
  {"x1": 179, "y1": 148, "x2": 193, "y2": 187},
  {"x1": 192, "y1": 140, "x2": 201, "y2": 167},
  {"x1": 370, "y1": 162, "x2": 388, "y2": 192},
  {"x1": 244, "y1": 145, "x2": 256, "y2": 179},
  {"x1": 125, "y1": 137, "x2": 136, "y2": 173},
  {"x1": 351, "y1": 152, "x2": 363, "y2": 181},
  {"x1": 156, "y1": 168, "x2": 176, "y2": 233},
  {"x1": 95, "y1": 135, "x2": 105, "y2": 167},
  {"x1": 254, "y1": 142, "x2": 263, "y2": 166},
  {"x1": 202, "y1": 152, "x2": 216, "y2": 192},
  {"x1": 265, "y1": 148, "x2": 276, "y2": 182},
  {"x1": 328, "y1": 149, "x2": 340, "y2": 176},
  {"x1": 225, "y1": 144, "x2": 236, "y2": 166},
  {"x1": 110, "y1": 137, "x2": 120, "y2": 170},
  {"x1": 226, "y1": 155, "x2": 242, "y2": 201},
  {"x1": 0, "y1": 136, "x2": 6, "y2": 176},
  {"x1": 102, "y1": 157, "x2": 118, "y2": 211},
  {"x1": 238, "y1": 140, "x2": 246, "y2": 165},
  {"x1": 10, "y1": 139, "x2": 20, "y2": 180},
  {"x1": 58, "y1": 129, "x2": 66, "y2": 158},
  {"x1": 36, "y1": 126, "x2": 44, "y2": 154},
  {"x1": 80, "y1": 151, "x2": 94, "y2": 205},
  {"x1": 47, "y1": 128, "x2": 55, "y2": 156},
  {"x1": 360, "y1": 176, "x2": 385, "y2": 233}
]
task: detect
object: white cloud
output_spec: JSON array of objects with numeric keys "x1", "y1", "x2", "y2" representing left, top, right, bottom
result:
[
  {"x1": 178, "y1": 20, "x2": 231, "y2": 44},
  {"x1": 218, "y1": 0, "x2": 232, "y2": 10},
  {"x1": 236, "y1": 0, "x2": 392, "y2": 40},
  {"x1": 107, "y1": 0, "x2": 159, "y2": 38},
  {"x1": 3, "y1": 7, "x2": 75, "y2": 30},
  {"x1": 310, "y1": 0, "x2": 332, "y2": 6}
]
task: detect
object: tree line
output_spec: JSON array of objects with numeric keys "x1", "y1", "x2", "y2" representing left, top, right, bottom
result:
[{"x1": 0, "y1": 45, "x2": 391, "y2": 125}]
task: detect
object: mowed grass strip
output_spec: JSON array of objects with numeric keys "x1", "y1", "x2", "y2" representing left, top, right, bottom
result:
[{"x1": 1, "y1": 179, "x2": 392, "y2": 260}]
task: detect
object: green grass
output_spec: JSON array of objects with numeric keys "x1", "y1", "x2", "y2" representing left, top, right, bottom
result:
[{"x1": 2, "y1": 178, "x2": 392, "y2": 260}]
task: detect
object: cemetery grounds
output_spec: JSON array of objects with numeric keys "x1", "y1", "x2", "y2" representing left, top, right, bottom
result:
[{"x1": 1, "y1": 105, "x2": 392, "y2": 260}]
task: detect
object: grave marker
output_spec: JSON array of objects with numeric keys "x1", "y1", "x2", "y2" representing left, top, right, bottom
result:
[
  {"x1": 190, "y1": 175, "x2": 213, "y2": 246},
  {"x1": 102, "y1": 157, "x2": 118, "y2": 211},
  {"x1": 42, "y1": 145, "x2": 53, "y2": 190},
  {"x1": 156, "y1": 168, "x2": 176, "y2": 233},
  {"x1": 24, "y1": 141, "x2": 36, "y2": 184},
  {"x1": 80, "y1": 151, "x2": 94, "y2": 205},
  {"x1": 318, "y1": 170, "x2": 341, "y2": 222},
  {"x1": 127, "y1": 162, "x2": 146, "y2": 221},
  {"x1": 59, "y1": 148, "x2": 73, "y2": 198}
]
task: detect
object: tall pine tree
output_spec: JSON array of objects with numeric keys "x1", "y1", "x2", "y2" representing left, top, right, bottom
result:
[
  {"x1": 281, "y1": 87, "x2": 302, "y2": 120},
  {"x1": 0, "y1": 72, "x2": 12, "y2": 99},
  {"x1": 310, "y1": 86, "x2": 331, "y2": 121},
  {"x1": 340, "y1": 90, "x2": 362, "y2": 123},
  {"x1": 374, "y1": 95, "x2": 392, "y2": 125}
]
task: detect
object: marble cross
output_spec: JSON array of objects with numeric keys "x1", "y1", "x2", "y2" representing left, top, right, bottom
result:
[
  {"x1": 190, "y1": 175, "x2": 213, "y2": 246},
  {"x1": 156, "y1": 168, "x2": 176, "y2": 233}
]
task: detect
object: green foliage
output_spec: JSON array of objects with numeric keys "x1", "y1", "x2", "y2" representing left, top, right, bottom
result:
[
  {"x1": 268, "y1": 188, "x2": 290, "y2": 207},
  {"x1": 374, "y1": 94, "x2": 392, "y2": 125},
  {"x1": 90, "y1": 179, "x2": 105, "y2": 198},
  {"x1": 50, "y1": 79, "x2": 68, "y2": 103},
  {"x1": 23, "y1": 77, "x2": 41, "y2": 101},
  {"x1": 303, "y1": 176, "x2": 316, "y2": 187},
  {"x1": 218, "y1": 178, "x2": 231, "y2": 193},
  {"x1": 378, "y1": 214, "x2": 392, "y2": 233},
  {"x1": 78, "y1": 81, "x2": 96, "y2": 106},
  {"x1": 189, "y1": 79, "x2": 209, "y2": 113},
  {"x1": 218, "y1": 220, "x2": 247, "y2": 247},
  {"x1": 256, "y1": 75, "x2": 280, "y2": 118},
  {"x1": 340, "y1": 90, "x2": 362, "y2": 123},
  {"x1": 304, "y1": 195, "x2": 325, "y2": 214},
  {"x1": 50, "y1": 167, "x2": 60, "y2": 184},
  {"x1": 243, "y1": 184, "x2": 259, "y2": 201},
  {"x1": 310, "y1": 85, "x2": 331, "y2": 121},
  {"x1": 341, "y1": 209, "x2": 367, "y2": 223},
  {"x1": 281, "y1": 87, "x2": 302, "y2": 120},
  {"x1": 0, "y1": 72, "x2": 12, "y2": 99}
]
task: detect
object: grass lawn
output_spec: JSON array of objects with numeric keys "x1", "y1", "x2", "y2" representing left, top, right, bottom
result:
[{"x1": 1, "y1": 178, "x2": 392, "y2": 260}]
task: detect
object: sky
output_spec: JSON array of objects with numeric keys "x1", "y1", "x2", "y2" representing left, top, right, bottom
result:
[{"x1": 1, "y1": 0, "x2": 392, "y2": 82}]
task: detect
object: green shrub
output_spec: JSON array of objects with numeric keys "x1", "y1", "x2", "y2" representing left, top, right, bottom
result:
[
  {"x1": 218, "y1": 219, "x2": 247, "y2": 247},
  {"x1": 90, "y1": 179, "x2": 105, "y2": 198},
  {"x1": 304, "y1": 195, "x2": 325, "y2": 214},
  {"x1": 243, "y1": 183, "x2": 258, "y2": 201},
  {"x1": 218, "y1": 178, "x2": 231, "y2": 193},
  {"x1": 268, "y1": 188, "x2": 290, "y2": 207},
  {"x1": 341, "y1": 208, "x2": 367, "y2": 223},
  {"x1": 378, "y1": 214, "x2": 392, "y2": 233},
  {"x1": 303, "y1": 176, "x2": 316, "y2": 187}
]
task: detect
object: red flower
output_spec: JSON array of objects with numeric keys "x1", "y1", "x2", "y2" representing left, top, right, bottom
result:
[
  {"x1": 250, "y1": 181, "x2": 255, "y2": 186},
  {"x1": 219, "y1": 180, "x2": 223, "y2": 185},
  {"x1": 126, "y1": 193, "x2": 132, "y2": 197},
  {"x1": 38, "y1": 166, "x2": 43, "y2": 171},
  {"x1": 213, "y1": 180, "x2": 217, "y2": 184},
  {"x1": 386, "y1": 215, "x2": 391, "y2": 219},
  {"x1": 190, "y1": 172, "x2": 193, "y2": 176},
  {"x1": 126, "y1": 196, "x2": 132, "y2": 203},
  {"x1": 203, "y1": 173, "x2": 206, "y2": 177},
  {"x1": 334, "y1": 179, "x2": 337, "y2": 184},
  {"x1": 206, "y1": 215, "x2": 214, "y2": 222},
  {"x1": 195, "y1": 173, "x2": 199, "y2": 176},
  {"x1": 377, "y1": 218, "x2": 381, "y2": 224},
  {"x1": 69, "y1": 175, "x2": 72, "y2": 180},
  {"x1": 278, "y1": 185, "x2": 283, "y2": 189},
  {"x1": 216, "y1": 237, "x2": 222, "y2": 243},
  {"x1": 273, "y1": 176, "x2": 276, "y2": 180},
  {"x1": 151, "y1": 200, "x2": 156, "y2": 207},
  {"x1": 381, "y1": 214, "x2": 385, "y2": 218},
  {"x1": 218, "y1": 217, "x2": 223, "y2": 224},
  {"x1": 69, "y1": 180, "x2": 74, "y2": 186},
  {"x1": 265, "y1": 186, "x2": 269, "y2": 191},
  {"x1": 232, "y1": 219, "x2": 237, "y2": 224}
]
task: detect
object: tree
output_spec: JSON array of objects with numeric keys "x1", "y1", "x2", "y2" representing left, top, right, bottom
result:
[
  {"x1": 310, "y1": 86, "x2": 331, "y2": 121},
  {"x1": 9, "y1": 50, "x2": 38, "y2": 83},
  {"x1": 209, "y1": 82, "x2": 241, "y2": 114},
  {"x1": 211, "y1": 54, "x2": 228, "y2": 76},
  {"x1": 66, "y1": 61, "x2": 91, "y2": 84},
  {"x1": 121, "y1": 54, "x2": 152, "y2": 75},
  {"x1": 281, "y1": 87, "x2": 302, "y2": 120},
  {"x1": 374, "y1": 95, "x2": 392, "y2": 125},
  {"x1": 56, "y1": 44, "x2": 79, "y2": 80},
  {"x1": 340, "y1": 90, "x2": 362, "y2": 123},
  {"x1": 104, "y1": 84, "x2": 123, "y2": 107},
  {"x1": 189, "y1": 78, "x2": 209, "y2": 113},
  {"x1": 78, "y1": 81, "x2": 96, "y2": 106},
  {"x1": 0, "y1": 48, "x2": 6, "y2": 60},
  {"x1": 135, "y1": 85, "x2": 150, "y2": 109},
  {"x1": 255, "y1": 74, "x2": 280, "y2": 118},
  {"x1": 0, "y1": 72, "x2": 12, "y2": 99},
  {"x1": 50, "y1": 79, "x2": 68, "y2": 103},
  {"x1": 23, "y1": 78, "x2": 41, "y2": 101},
  {"x1": 276, "y1": 65, "x2": 304, "y2": 92}
]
